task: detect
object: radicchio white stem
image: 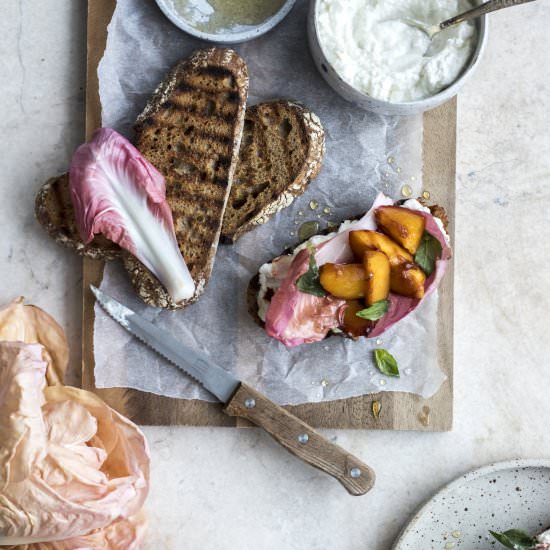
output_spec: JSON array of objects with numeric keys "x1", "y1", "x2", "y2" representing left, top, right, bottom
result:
[
  {"x1": 70, "y1": 128, "x2": 195, "y2": 303},
  {"x1": 99, "y1": 168, "x2": 194, "y2": 303}
]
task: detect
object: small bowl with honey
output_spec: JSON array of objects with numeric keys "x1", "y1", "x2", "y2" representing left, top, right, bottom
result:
[{"x1": 155, "y1": 0, "x2": 296, "y2": 43}]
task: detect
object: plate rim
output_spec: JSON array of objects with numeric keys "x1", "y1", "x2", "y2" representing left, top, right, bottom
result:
[{"x1": 392, "y1": 458, "x2": 550, "y2": 549}]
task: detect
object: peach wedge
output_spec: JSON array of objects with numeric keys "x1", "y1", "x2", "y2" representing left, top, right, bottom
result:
[
  {"x1": 349, "y1": 230, "x2": 413, "y2": 267},
  {"x1": 390, "y1": 263, "x2": 426, "y2": 300},
  {"x1": 363, "y1": 250, "x2": 390, "y2": 306},
  {"x1": 342, "y1": 300, "x2": 374, "y2": 338},
  {"x1": 375, "y1": 206, "x2": 426, "y2": 255},
  {"x1": 319, "y1": 263, "x2": 365, "y2": 300}
]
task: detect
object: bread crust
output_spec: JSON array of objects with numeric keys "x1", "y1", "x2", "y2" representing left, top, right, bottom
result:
[{"x1": 34, "y1": 174, "x2": 121, "y2": 261}]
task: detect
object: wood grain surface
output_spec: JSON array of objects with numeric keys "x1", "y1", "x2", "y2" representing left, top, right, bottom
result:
[
  {"x1": 82, "y1": 0, "x2": 455, "y2": 430},
  {"x1": 224, "y1": 383, "x2": 376, "y2": 495}
]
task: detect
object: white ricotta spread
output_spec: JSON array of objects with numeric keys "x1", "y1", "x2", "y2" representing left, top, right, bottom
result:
[
  {"x1": 317, "y1": 0, "x2": 477, "y2": 102},
  {"x1": 538, "y1": 528, "x2": 550, "y2": 545},
  {"x1": 257, "y1": 262, "x2": 280, "y2": 321}
]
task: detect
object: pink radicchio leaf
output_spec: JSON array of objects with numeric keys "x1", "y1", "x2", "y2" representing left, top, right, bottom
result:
[
  {"x1": 265, "y1": 192, "x2": 393, "y2": 346},
  {"x1": 69, "y1": 128, "x2": 194, "y2": 303}
]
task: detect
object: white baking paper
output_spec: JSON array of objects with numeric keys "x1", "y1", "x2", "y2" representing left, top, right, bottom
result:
[{"x1": 93, "y1": 0, "x2": 447, "y2": 404}]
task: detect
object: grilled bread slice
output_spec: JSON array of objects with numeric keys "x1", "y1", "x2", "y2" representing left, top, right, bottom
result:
[
  {"x1": 34, "y1": 174, "x2": 121, "y2": 260},
  {"x1": 221, "y1": 101, "x2": 325, "y2": 242},
  {"x1": 125, "y1": 48, "x2": 249, "y2": 308},
  {"x1": 35, "y1": 101, "x2": 325, "y2": 261}
]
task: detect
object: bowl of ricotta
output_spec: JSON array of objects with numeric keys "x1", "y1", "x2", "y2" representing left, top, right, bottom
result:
[{"x1": 308, "y1": 0, "x2": 487, "y2": 115}]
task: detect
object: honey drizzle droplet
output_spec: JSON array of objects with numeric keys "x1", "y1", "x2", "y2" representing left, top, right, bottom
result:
[
  {"x1": 401, "y1": 184, "x2": 413, "y2": 198},
  {"x1": 298, "y1": 221, "x2": 320, "y2": 241},
  {"x1": 418, "y1": 405, "x2": 431, "y2": 427}
]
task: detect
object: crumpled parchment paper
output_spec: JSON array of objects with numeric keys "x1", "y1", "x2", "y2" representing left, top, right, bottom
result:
[{"x1": 93, "y1": 0, "x2": 447, "y2": 404}]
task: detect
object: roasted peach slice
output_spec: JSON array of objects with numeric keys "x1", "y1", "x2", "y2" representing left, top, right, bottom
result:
[
  {"x1": 375, "y1": 206, "x2": 426, "y2": 254},
  {"x1": 349, "y1": 230, "x2": 413, "y2": 267},
  {"x1": 341, "y1": 300, "x2": 374, "y2": 338},
  {"x1": 363, "y1": 250, "x2": 390, "y2": 306},
  {"x1": 319, "y1": 263, "x2": 365, "y2": 299},
  {"x1": 390, "y1": 263, "x2": 426, "y2": 299}
]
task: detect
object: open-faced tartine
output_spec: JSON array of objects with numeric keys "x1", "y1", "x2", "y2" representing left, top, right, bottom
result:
[{"x1": 248, "y1": 193, "x2": 451, "y2": 347}]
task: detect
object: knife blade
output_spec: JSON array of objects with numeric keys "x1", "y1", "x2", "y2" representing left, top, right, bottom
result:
[{"x1": 91, "y1": 285, "x2": 375, "y2": 496}]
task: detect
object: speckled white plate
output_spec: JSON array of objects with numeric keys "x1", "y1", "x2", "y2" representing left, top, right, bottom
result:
[{"x1": 393, "y1": 459, "x2": 550, "y2": 549}]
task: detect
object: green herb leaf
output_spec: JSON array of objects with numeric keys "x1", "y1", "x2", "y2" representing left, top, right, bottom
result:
[
  {"x1": 414, "y1": 231, "x2": 442, "y2": 276},
  {"x1": 295, "y1": 244, "x2": 327, "y2": 297},
  {"x1": 356, "y1": 300, "x2": 389, "y2": 321},
  {"x1": 374, "y1": 349, "x2": 400, "y2": 378},
  {"x1": 489, "y1": 529, "x2": 537, "y2": 549}
]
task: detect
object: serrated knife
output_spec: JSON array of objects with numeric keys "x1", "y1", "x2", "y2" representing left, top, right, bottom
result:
[{"x1": 91, "y1": 285, "x2": 375, "y2": 496}]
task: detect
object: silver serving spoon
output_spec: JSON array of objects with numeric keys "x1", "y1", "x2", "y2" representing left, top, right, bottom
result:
[{"x1": 403, "y1": 0, "x2": 536, "y2": 41}]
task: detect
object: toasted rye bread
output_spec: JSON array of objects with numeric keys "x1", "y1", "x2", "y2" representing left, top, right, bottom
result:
[
  {"x1": 221, "y1": 101, "x2": 325, "y2": 242},
  {"x1": 34, "y1": 174, "x2": 121, "y2": 260},
  {"x1": 126, "y1": 48, "x2": 249, "y2": 309},
  {"x1": 35, "y1": 101, "x2": 324, "y2": 262},
  {"x1": 248, "y1": 203, "x2": 449, "y2": 335}
]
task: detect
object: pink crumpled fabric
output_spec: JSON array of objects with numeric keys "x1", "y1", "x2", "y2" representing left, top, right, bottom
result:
[{"x1": 0, "y1": 299, "x2": 150, "y2": 549}]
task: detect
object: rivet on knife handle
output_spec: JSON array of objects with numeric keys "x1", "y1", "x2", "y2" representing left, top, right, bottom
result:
[{"x1": 224, "y1": 383, "x2": 375, "y2": 496}]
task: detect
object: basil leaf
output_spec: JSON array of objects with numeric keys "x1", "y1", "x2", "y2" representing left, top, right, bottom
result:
[
  {"x1": 356, "y1": 300, "x2": 389, "y2": 321},
  {"x1": 414, "y1": 231, "x2": 442, "y2": 276},
  {"x1": 295, "y1": 244, "x2": 327, "y2": 297},
  {"x1": 489, "y1": 530, "x2": 537, "y2": 549},
  {"x1": 374, "y1": 349, "x2": 400, "y2": 378}
]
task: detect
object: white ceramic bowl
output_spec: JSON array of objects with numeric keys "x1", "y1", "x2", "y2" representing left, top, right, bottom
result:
[
  {"x1": 307, "y1": 0, "x2": 488, "y2": 116},
  {"x1": 155, "y1": 0, "x2": 296, "y2": 44}
]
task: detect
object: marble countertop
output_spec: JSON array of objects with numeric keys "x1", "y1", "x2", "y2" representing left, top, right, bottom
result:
[{"x1": 1, "y1": 2, "x2": 549, "y2": 549}]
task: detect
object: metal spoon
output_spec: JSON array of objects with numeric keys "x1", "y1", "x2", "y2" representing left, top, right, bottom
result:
[{"x1": 403, "y1": 0, "x2": 536, "y2": 41}]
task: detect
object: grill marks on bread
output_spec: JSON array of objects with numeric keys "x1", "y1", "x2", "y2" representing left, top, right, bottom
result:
[
  {"x1": 221, "y1": 101, "x2": 325, "y2": 242},
  {"x1": 129, "y1": 48, "x2": 249, "y2": 308}
]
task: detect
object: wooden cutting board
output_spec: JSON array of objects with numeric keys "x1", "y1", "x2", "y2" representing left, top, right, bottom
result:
[{"x1": 82, "y1": 0, "x2": 455, "y2": 430}]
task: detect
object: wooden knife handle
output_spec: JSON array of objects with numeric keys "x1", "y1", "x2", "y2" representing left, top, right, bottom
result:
[{"x1": 224, "y1": 383, "x2": 375, "y2": 496}]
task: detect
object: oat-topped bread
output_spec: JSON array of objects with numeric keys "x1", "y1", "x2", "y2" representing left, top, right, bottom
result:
[
  {"x1": 126, "y1": 48, "x2": 249, "y2": 309},
  {"x1": 221, "y1": 101, "x2": 325, "y2": 242},
  {"x1": 34, "y1": 173, "x2": 121, "y2": 260}
]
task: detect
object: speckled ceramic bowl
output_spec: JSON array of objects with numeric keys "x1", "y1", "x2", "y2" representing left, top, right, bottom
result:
[
  {"x1": 392, "y1": 459, "x2": 550, "y2": 549},
  {"x1": 155, "y1": 0, "x2": 296, "y2": 44},
  {"x1": 307, "y1": 0, "x2": 488, "y2": 116}
]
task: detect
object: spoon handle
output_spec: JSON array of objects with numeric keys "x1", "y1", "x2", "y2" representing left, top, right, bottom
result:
[{"x1": 440, "y1": 0, "x2": 536, "y2": 31}]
